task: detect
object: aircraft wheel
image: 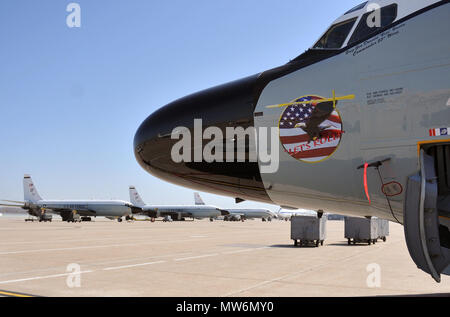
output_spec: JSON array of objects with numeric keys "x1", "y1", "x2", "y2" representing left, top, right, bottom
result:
[
  {"x1": 383, "y1": 237, "x2": 387, "y2": 242},
  {"x1": 294, "y1": 240, "x2": 298, "y2": 247},
  {"x1": 348, "y1": 239, "x2": 351, "y2": 245},
  {"x1": 321, "y1": 240, "x2": 324, "y2": 246},
  {"x1": 315, "y1": 240, "x2": 320, "y2": 247},
  {"x1": 368, "y1": 240, "x2": 372, "y2": 245}
]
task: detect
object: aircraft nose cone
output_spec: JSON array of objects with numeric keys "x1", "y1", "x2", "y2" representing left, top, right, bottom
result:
[{"x1": 134, "y1": 75, "x2": 271, "y2": 204}]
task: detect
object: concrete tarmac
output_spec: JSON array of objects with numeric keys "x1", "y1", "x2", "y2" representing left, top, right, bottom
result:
[{"x1": 0, "y1": 217, "x2": 449, "y2": 297}]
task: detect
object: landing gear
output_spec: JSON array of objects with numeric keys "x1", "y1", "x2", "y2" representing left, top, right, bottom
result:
[{"x1": 118, "y1": 218, "x2": 123, "y2": 223}]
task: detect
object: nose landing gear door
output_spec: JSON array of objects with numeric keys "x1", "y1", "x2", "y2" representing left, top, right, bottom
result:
[{"x1": 404, "y1": 150, "x2": 450, "y2": 282}]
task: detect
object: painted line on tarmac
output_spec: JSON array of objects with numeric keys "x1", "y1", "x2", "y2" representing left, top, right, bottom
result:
[
  {"x1": 0, "y1": 238, "x2": 210, "y2": 255},
  {"x1": 174, "y1": 253, "x2": 219, "y2": 262},
  {"x1": 0, "y1": 271, "x2": 93, "y2": 285},
  {"x1": 222, "y1": 247, "x2": 270, "y2": 255},
  {"x1": 223, "y1": 244, "x2": 392, "y2": 297},
  {"x1": 0, "y1": 290, "x2": 35, "y2": 297},
  {"x1": 103, "y1": 261, "x2": 166, "y2": 271},
  {"x1": 0, "y1": 236, "x2": 140, "y2": 246},
  {"x1": 0, "y1": 246, "x2": 275, "y2": 284}
]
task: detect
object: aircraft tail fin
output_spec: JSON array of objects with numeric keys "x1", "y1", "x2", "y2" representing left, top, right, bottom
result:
[
  {"x1": 129, "y1": 186, "x2": 146, "y2": 207},
  {"x1": 194, "y1": 192, "x2": 205, "y2": 205},
  {"x1": 23, "y1": 175, "x2": 43, "y2": 203}
]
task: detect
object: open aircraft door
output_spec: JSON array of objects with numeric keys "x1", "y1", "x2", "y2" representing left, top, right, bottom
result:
[{"x1": 404, "y1": 145, "x2": 450, "y2": 282}]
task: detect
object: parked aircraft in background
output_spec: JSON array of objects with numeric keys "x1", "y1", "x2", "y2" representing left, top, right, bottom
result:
[
  {"x1": 129, "y1": 186, "x2": 227, "y2": 221},
  {"x1": 133, "y1": 1, "x2": 450, "y2": 281},
  {"x1": 276, "y1": 209, "x2": 320, "y2": 221},
  {"x1": 194, "y1": 193, "x2": 275, "y2": 222},
  {"x1": 0, "y1": 175, "x2": 139, "y2": 222}
]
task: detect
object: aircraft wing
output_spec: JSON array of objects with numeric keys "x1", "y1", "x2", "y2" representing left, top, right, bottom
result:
[{"x1": 43, "y1": 208, "x2": 97, "y2": 216}]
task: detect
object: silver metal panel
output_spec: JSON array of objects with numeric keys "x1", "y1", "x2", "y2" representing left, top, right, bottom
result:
[
  {"x1": 291, "y1": 216, "x2": 327, "y2": 241},
  {"x1": 345, "y1": 217, "x2": 378, "y2": 240},
  {"x1": 254, "y1": 4, "x2": 450, "y2": 221}
]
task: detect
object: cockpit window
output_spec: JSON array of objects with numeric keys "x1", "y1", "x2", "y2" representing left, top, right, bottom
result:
[
  {"x1": 349, "y1": 4, "x2": 398, "y2": 45},
  {"x1": 344, "y1": 1, "x2": 368, "y2": 15},
  {"x1": 313, "y1": 18, "x2": 358, "y2": 49}
]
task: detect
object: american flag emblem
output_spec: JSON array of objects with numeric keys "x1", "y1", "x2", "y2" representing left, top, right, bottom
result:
[
  {"x1": 429, "y1": 128, "x2": 450, "y2": 137},
  {"x1": 279, "y1": 95, "x2": 343, "y2": 163}
]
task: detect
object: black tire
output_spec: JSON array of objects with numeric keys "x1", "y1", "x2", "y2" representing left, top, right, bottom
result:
[
  {"x1": 294, "y1": 240, "x2": 298, "y2": 247},
  {"x1": 348, "y1": 239, "x2": 351, "y2": 245},
  {"x1": 368, "y1": 240, "x2": 372, "y2": 245},
  {"x1": 383, "y1": 237, "x2": 387, "y2": 242},
  {"x1": 315, "y1": 240, "x2": 320, "y2": 247},
  {"x1": 321, "y1": 240, "x2": 324, "y2": 246}
]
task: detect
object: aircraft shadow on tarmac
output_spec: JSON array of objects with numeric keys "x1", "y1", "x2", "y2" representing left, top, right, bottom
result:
[
  {"x1": 378, "y1": 294, "x2": 450, "y2": 298},
  {"x1": 270, "y1": 242, "x2": 379, "y2": 248},
  {"x1": 270, "y1": 244, "x2": 323, "y2": 249}
]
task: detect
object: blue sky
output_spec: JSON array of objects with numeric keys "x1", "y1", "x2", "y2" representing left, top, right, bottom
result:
[{"x1": 0, "y1": 0, "x2": 361, "y2": 209}]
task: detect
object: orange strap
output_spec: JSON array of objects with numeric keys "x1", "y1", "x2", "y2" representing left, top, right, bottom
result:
[{"x1": 364, "y1": 162, "x2": 371, "y2": 204}]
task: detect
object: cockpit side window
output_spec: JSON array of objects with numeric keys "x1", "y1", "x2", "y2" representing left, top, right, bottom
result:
[
  {"x1": 313, "y1": 18, "x2": 358, "y2": 49},
  {"x1": 348, "y1": 4, "x2": 398, "y2": 45},
  {"x1": 344, "y1": 1, "x2": 368, "y2": 15}
]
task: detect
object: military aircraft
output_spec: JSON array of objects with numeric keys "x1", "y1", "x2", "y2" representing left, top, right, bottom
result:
[
  {"x1": 276, "y1": 209, "x2": 320, "y2": 221},
  {"x1": 129, "y1": 186, "x2": 227, "y2": 221},
  {"x1": 0, "y1": 175, "x2": 139, "y2": 222},
  {"x1": 133, "y1": 0, "x2": 450, "y2": 282},
  {"x1": 193, "y1": 193, "x2": 276, "y2": 221},
  {"x1": 223, "y1": 209, "x2": 276, "y2": 222}
]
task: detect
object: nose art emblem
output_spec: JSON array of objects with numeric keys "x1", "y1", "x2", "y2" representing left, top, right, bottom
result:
[{"x1": 266, "y1": 90, "x2": 355, "y2": 163}]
